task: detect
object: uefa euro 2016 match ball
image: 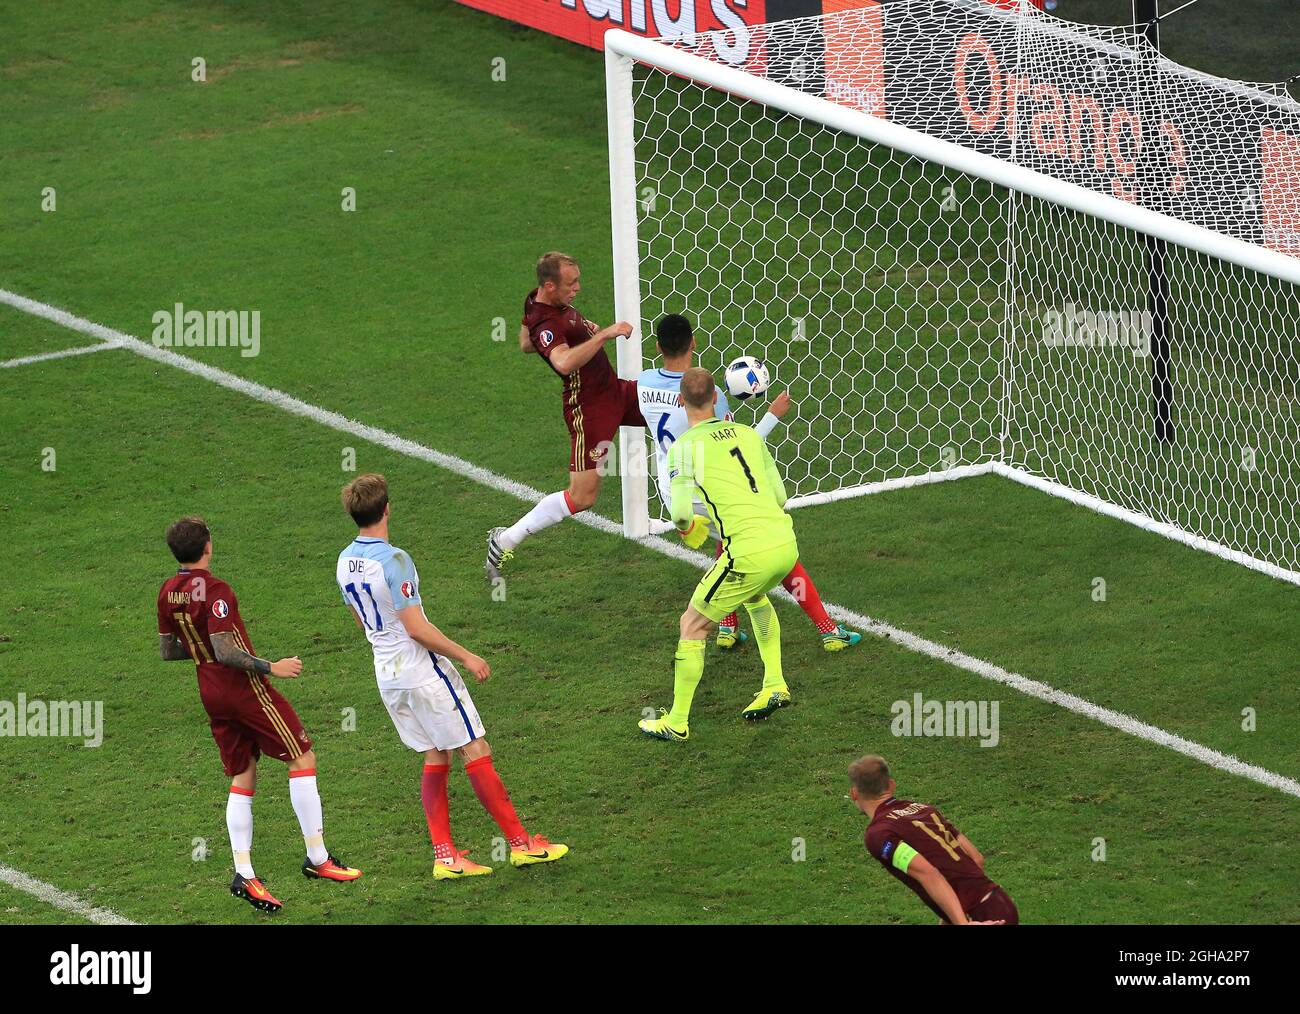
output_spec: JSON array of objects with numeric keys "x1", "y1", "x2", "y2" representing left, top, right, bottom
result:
[{"x1": 724, "y1": 356, "x2": 770, "y2": 400}]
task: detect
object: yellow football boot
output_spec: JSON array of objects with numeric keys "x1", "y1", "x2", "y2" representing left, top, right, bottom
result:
[
  {"x1": 433, "y1": 848, "x2": 493, "y2": 880},
  {"x1": 510, "y1": 833, "x2": 570, "y2": 868},
  {"x1": 716, "y1": 626, "x2": 748, "y2": 650},
  {"x1": 821, "y1": 626, "x2": 863, "y2": 652},
  {"x1": 741, "y1": 686, "x2": 792, "y2": 721},
  {"x1": 639, "y1": 709, "x2": 689, "y2": 742}
]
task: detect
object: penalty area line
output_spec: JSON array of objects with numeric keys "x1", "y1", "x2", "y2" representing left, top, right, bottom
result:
[
  {"x1": 4, "y1": 285, "x2": 1299, "y2": 807},
  {"x1": 1, "y1": 341, "x2": 123, "y2": 369},
  {"x1": 0, "y1": 863, "x2": 137, "y2": 926}
]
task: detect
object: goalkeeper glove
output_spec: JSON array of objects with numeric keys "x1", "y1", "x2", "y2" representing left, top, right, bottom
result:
[{"x1": 679, "y1": 515, "x2": 711, "y2": 550}]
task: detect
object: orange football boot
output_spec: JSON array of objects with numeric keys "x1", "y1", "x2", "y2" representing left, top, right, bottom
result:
[
  {"x1": 433, "y1": 848, "x2": 494, "y2": 879},
  {"x1": 302, "y1": 853, "x2": 363, "y2": 881},
  {"x1": 230, "y1": 874, "x2": 282, "y2": 913}
]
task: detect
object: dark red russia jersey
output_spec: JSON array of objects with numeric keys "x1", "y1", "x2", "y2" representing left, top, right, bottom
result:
[
  {"x1": 157, "y1": 568, "x2": 257, "y2": 697},
  {"x1": 523, "y1": 288, "x2": 617, "y2": 408},
  {"x1": 865, "y1": 797, "x2": 998, "y2": 921}
]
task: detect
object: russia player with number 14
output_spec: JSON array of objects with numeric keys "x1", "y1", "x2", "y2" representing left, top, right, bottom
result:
[{"x1": 850, "y1": 755, "x2": 1017, "y2": 925}]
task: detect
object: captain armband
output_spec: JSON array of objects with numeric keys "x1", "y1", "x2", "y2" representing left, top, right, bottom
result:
[{"x1": 892, "y1": 841, "x2": 919, "y2": 874}]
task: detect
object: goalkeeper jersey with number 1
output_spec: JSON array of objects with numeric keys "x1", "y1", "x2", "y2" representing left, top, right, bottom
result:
[{"x1": 668, "y1": 418, "x2": 796, "y2": 564}]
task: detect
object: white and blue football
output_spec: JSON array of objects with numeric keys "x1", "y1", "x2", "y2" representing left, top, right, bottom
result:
[{"x1": 724, "y1": 356, "x2": 770, "y2": 400}]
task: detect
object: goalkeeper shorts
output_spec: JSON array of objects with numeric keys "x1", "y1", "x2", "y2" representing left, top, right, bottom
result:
[{"x1": 690, "y1": 541, "x2": 799, "y2": 623}]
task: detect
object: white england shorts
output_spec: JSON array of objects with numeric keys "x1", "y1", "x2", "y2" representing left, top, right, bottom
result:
[{"x1": 379, "y1": 666, "x2": 485, "y2": 752}]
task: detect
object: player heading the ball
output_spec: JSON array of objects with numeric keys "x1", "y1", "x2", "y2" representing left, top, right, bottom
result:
[
  {"x1": 640, "y1": 368, "x2": 799, "y2": 742},
  {"x1": 156, "y1": 516, "x2": 362, "y2": 915},
  {"x1": 486, "y1": 252, "x2": 646, "y2": 585},
  {"x1": 637, "y1": 313, "x2": 861, "y2": 653},
  {"x1": 850, "y1": 755, "x2": 1018, "y2": 925},
  {"x1": 338, "y1": 474, "x2": 567, "y2": 878}
]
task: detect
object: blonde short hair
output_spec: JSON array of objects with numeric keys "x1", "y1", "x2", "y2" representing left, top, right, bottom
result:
[
  {"x1": 680, "y1": 367, "x2": 715, "y2": 409},
  {"x1": 847, "y1": 755, "x2": 892, "y2": 798},
  {"x1": 536, "y1": 251, "x2": 578, "y2": 287},
  {"x1": 342, "y1": 473, "x2": 389, "y2": 527}
]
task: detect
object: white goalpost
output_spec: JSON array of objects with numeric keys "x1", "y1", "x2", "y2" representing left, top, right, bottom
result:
[{"x1": 606, "y1": 0, "x2": 1300, "y2": 587}]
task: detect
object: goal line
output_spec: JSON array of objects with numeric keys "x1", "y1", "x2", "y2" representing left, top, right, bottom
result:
[{"x1": 605, "y1": 7, "x2": 1300, "y2": 588}]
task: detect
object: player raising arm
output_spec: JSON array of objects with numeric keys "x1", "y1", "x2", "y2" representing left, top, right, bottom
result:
[
  {"x1": 339, "y1": 474, "x2": 567, "y2": 878},
  {"x1": 636, "y1": 313, "x2": 861, "y2": 652},
  {"x1": 157, "y1": 516, "x2": 360, "y2": 915},
  {"x1": 639, "y1": 368, "x2": 800, "y2": 742},
  {"x1": 848, "y1": 755, "x2": 1018, "y2": 925},
  {"x1": 486, "y1": 252, "x2": 644, "y2": 583}
]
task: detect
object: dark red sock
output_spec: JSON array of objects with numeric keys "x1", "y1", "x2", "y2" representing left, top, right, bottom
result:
[
  {"x1": 421, "y1": 763, "x2": 454, "y2": 859},
  {"x1": 464, "y1": 755, "x2": 527, "y2": 847},
  {"x1": 782, "y1": 560, "x2": 837, "y2": 634},
  {"x1": 715, "y1": 542, "x2": 738, "y2": 628}
]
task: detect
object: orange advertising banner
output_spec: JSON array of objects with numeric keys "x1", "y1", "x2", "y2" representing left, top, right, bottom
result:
[
  {"x1": 821, "y1": 0, "x2": 884, "y2": 116},
  {"x1": 453, "y1": 0, "x2": 769, "y2": 62},
  {"x1": 1261, "y1": 128, "x2": 1300, "y2": 256}
]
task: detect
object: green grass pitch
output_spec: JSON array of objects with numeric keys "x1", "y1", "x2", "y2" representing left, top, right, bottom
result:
[{"x1": 0, "y1": 0, "x2": 1297, "y2": 924}]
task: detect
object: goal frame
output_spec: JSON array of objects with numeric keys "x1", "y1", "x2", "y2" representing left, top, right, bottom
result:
[{"x1": 604, "y1": 26, "x2": 1300, "y2": 587}]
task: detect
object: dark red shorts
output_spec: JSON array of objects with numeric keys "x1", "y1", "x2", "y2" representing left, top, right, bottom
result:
[
  {"x1": 203, "y1": 676, "x2": 312, "y2": 776},
  {"x1": 968, "y1": 886, "x2": 1019, "y2": 925},
  {"x1": 564, "y1": 377, "x2": 644, "y2": 472}
]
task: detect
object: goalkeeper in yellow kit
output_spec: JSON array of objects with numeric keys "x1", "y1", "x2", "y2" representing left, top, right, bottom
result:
[{"x1": 639, "y1": 367, "x2": 799, "y2": 742}]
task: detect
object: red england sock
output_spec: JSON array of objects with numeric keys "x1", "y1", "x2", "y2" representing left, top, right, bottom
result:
[
  {"x1": 782, "y1": 560, "x2": 837, "y2": 635},
  {"x1": 421, "y1": 763, "x2": 454, "y2": 859},
  {"x1": 464, "y1": 755, "x2": 527, "y2": 848},
  {"x1": 715, "y1": 542, "x2": 738, "y2": 628}
]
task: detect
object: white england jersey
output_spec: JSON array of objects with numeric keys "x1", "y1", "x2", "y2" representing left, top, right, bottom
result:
[
  {"x1": 636, "y1": 367, "x2": 732, "y2": 505},
  {"x1": 336, "y1": 537, "x2": 444, "y2": 690}
]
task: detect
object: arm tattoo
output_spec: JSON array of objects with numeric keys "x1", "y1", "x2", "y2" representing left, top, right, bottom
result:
[
  {"x1": 159, "y1": 634, "x2": 191, "y2": 662},
  {"x1": 210, "y1": 631, "x2": 272, "y2": 675}
]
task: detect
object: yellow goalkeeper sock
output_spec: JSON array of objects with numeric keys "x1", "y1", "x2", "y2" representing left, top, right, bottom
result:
[
  {"x1": 666, "y1": 639, "x2": 706, "y2": 728},
  {"x1": 743, "y1": 596, "x2": 785, "y2": 691}
]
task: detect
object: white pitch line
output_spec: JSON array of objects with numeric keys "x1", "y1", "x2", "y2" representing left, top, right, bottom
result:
[
  {"x1": 4, "y1": 285, "x2": 1299, "y2": 806},
  {"x1": 0, "y1": 341, "x2": 121, "y2": 369},
  {"x1": 0, "y1": 862, "x2": 136, "y2": 925}
]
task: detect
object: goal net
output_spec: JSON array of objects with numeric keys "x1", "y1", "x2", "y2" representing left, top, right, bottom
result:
[{"x1": 606, "y1": 0, "x2": 1300, "y2": 586}]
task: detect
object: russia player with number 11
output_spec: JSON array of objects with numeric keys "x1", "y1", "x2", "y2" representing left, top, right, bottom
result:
[
  {"x1": 338, "y1": 474, "x2": 567, "y2": 878},
  {"x1": 156, "y1": 516, "x2": 361, "y2": 914}
]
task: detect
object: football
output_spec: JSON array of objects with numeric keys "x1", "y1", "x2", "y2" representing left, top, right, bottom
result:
[{"x1": 724, "y1": 356, "x2": 771, "y2": 400}]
